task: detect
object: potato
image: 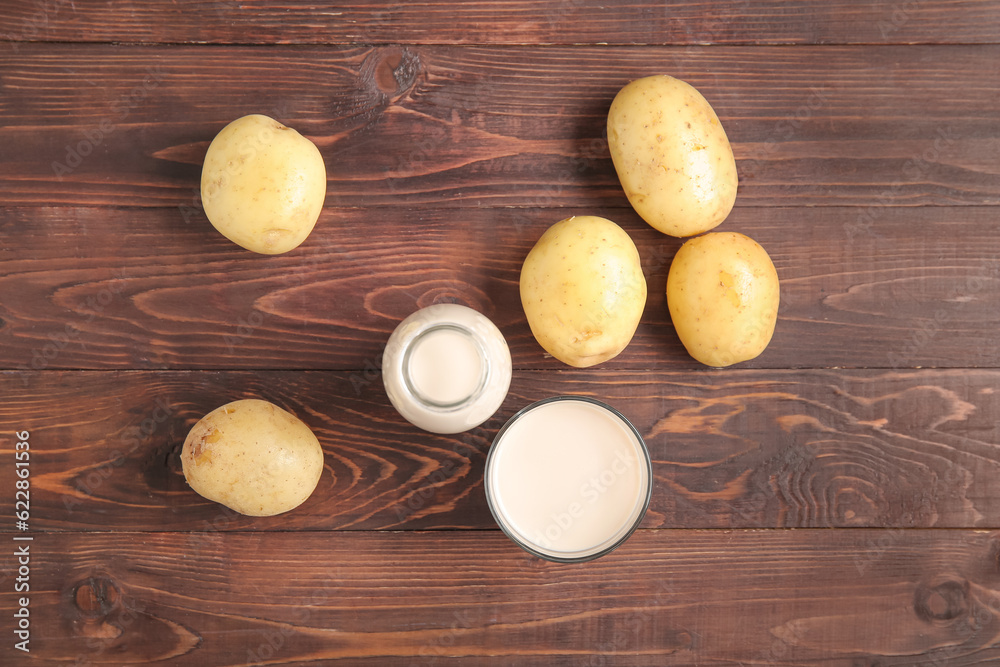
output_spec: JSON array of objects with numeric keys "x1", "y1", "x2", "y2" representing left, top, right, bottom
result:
[
  {"x1": 201, "y1": 114, "x2": 326, "y2": 254},
  {"x1": 181, "y1": 399, "x2": 324, "y2": 516},
  {"x1": 520, "y1": 215, "x2": 646, "y2": 367},
  {"x1": 666, "y1": 232, "x2": 779, "y2": 367},
  {"x1": 608, "y1": 75, "x2": 737, "y2": 238}
]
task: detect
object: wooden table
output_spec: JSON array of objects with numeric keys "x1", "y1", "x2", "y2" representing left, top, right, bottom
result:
[{"x1": 2, "y1": 2, "x2": 1000, "y2": 664}]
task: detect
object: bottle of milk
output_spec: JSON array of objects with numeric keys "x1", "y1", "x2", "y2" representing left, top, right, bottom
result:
[{"x1": 382, "y1": 304, "x2": 512, "y2": 434}]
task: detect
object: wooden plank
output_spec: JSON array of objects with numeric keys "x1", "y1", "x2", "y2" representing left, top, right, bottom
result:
[
  {"x1": 4, "y1": 529, "x2": 1000, "y2": 665},
  {"x1": 2, "y1": 368, "x2": 999, "y2": 532},
  {"x1": 1, "y1": 44, "x2": 998, "y2": 208},
  {"x1": 2, "y1": 205, "x2": 998, "y2": 371},
  {"x1": 3, "y1": 0, "x2": 1000, "y2": 46},
  {"x1": 1, "y1": 5, "x2": 997, "y2": 667}
]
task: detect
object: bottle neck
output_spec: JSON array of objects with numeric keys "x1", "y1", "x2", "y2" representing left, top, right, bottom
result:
[{"x1": 401, "y1": 323, "x2": 489, "y2": 410}]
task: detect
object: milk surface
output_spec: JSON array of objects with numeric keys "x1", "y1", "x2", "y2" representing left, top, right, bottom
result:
[{"x1": 407, "y1": 327, "x2": 484, "y2": 406}]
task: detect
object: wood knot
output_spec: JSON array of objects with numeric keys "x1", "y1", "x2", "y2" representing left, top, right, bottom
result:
[
  {"x1": 914, "y1": 578, "x2": 969, "y2": 624},
  {"x1": 75, "y1": 576, "x2": 122, "y2": 618},
  {"x1": 362, "y1": 46, "x2": 421, "y2": 98}
]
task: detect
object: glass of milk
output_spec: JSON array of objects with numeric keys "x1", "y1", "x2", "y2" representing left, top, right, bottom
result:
[{"x1": 485, "y1": 396, "x2": 652, "y2": 562}]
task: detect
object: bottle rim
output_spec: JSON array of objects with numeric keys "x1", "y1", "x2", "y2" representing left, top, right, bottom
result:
[{"x1": 400, "y1": 322, "x2": 490, "y2": 411}]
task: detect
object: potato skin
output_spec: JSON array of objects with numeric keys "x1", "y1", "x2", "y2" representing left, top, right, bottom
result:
[
  {"x1": 201, "y1": 114, "x2": 326, "y2": 254},
  {"x1": 520, "y1": 215, "x2": 647, "y2": 368},
  {"x1": 608, "y1": 75, "x2": 737, "y2": 238},
  {"x1": 181, "y1": 399, "x2": 324, "y2": 516},
  {"x1": 666, "y1": 232, "x2": 778, "y2": 367}
]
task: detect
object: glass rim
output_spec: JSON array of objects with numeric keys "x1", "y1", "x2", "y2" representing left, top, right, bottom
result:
[{"x1": 484, "y1": 395, "x2": 653, "y2": 563}]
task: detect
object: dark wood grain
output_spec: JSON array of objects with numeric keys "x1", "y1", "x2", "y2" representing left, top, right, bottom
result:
[
  {"x1": 5, "y1": 529, "x2": 1000, "y2": 665},
  {"x1": 2, "y1": 205, "x2": 998, "y2": 371},
  {"x1": 1, "y1": 44, "x2": 998, "y2": 208},
  {"x1": 3, "y1": 3, "x2": 1000, "y2": 664},
  {"x1": 3, "y1": 0, "x2": 1000, "y2": 46},
  {"x1": 2, "y1": 368, "x2": 998, "y2": 532}
]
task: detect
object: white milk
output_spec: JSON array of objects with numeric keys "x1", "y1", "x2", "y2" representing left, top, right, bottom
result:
[
  {"x1": 486, "y1": 398, "x2": 650, "y2": 560},
  {"x1": 407, "y1": 327, "x2": 483, "y2": 405}
]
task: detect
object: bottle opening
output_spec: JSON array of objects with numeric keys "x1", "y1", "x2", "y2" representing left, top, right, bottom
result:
[{"x1": 402, "y1": 324, "x2": 488, "y2": 409}]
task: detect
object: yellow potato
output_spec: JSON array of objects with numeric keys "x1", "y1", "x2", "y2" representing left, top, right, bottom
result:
[
  {"x1": 667, "y1": 232, "x2": 778, "y2": 367},
  {"x1": 201, "y1": 114, "x2": 326, "y2": 254},
  {"x1": 608, "y1": 75, "x2": 737, "y2": 237},
  {"x1": 181, "y1": 399, "x2": 324, "y2": 516},
  {"x1": 520, "y1": 215, "x2": 647, "y2": 367}
]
